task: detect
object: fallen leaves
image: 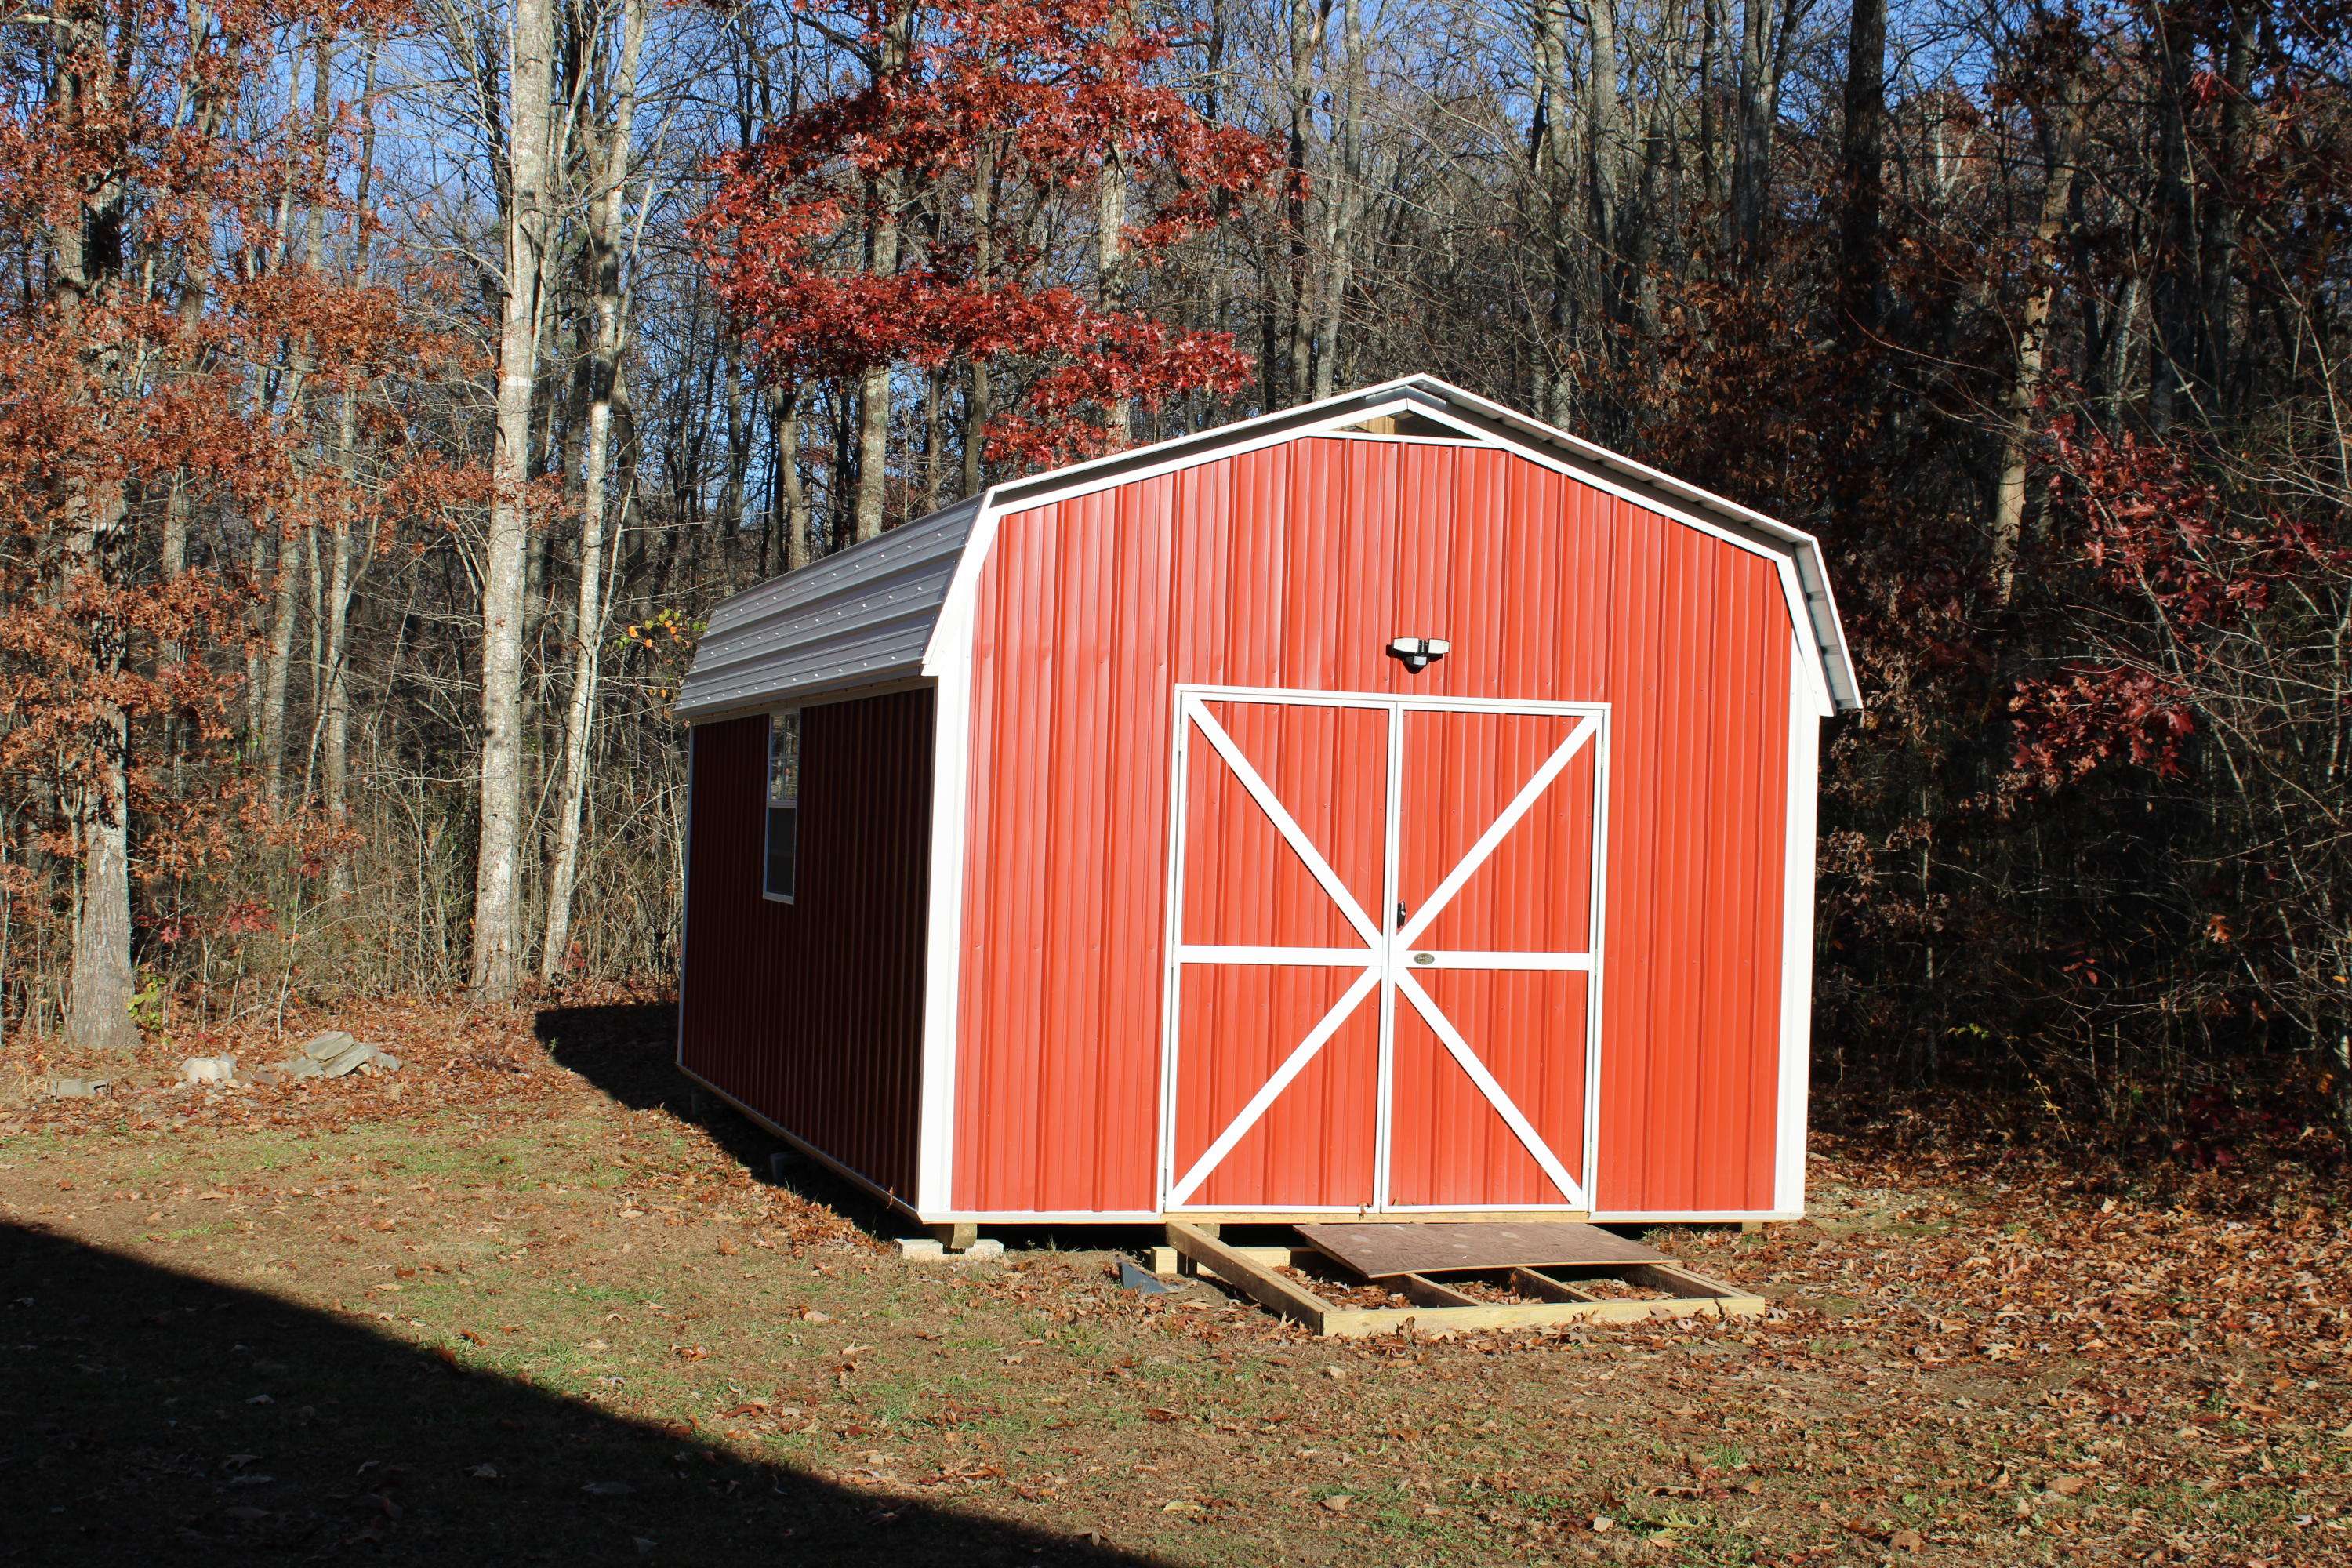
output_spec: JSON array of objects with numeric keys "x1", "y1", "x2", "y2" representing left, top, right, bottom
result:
[{"x1": 7, "y1": 1002, "x2": 2346, "y2": 1567}]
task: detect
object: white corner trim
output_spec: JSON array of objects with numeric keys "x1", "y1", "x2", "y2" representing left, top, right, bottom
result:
[
  {"x1": 1773, "y1": 633, "x2": 1823, "y2": 1215},
  {"x1": 912, "y1": 491, "x2": 998, "y2": 1216},
  {"x1": 675, "y1": 733, "x2": 696, "y2": 1072}
]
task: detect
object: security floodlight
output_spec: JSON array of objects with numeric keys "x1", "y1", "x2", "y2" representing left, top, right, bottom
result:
[{"x1": 1388, "y1": 636, "x2": 1451, "y2": 673}]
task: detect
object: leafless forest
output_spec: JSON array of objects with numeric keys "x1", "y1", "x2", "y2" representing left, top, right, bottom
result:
[{"x1": 4, "y1": 0, "x2": 2347, "y2": 1144}]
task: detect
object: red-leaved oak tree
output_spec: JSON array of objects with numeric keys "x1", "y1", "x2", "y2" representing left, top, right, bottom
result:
[{"x1": 693, "y1": 0, "x2": 1280, "y2": 543}]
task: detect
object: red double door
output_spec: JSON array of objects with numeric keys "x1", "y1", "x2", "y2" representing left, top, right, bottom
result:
[{"x1": 1162, "y1": 690, "x2": 1606, "y2": 1213}]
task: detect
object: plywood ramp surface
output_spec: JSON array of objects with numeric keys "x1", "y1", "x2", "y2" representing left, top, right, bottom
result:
[{"x1": 1298, "y1": 1221, "x2": 1667, "y2": 1279}]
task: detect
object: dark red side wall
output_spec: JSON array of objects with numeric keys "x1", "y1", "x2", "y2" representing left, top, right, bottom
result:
[{"x1": 679, "y1": 688, "x2": 934, "y2": 1200}]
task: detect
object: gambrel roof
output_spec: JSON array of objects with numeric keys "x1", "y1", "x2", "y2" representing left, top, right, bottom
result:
[{"x1": 675, "y1": 376, "x2": 1860, "y2": 721}]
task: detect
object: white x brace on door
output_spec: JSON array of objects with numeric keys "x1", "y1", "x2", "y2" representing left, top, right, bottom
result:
[{"x1": 1159, "y1": 688, "x2": 1608, "y2": 1213}]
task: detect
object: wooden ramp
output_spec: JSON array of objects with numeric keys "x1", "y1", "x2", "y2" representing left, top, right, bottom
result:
[
  {"x1": 1297, "y1": 1220, "x2": 1668, "y2": 1279},
  {"x1": 1162, "y1": 1222, "x2": 1764, "y2": 1338}
]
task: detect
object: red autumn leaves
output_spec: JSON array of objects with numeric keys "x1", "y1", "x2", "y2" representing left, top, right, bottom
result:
[{"x1": 692, "y1": 0, "x2": 1281, "y2": 467}]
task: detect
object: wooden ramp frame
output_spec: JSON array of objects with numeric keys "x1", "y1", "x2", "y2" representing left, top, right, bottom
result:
[{"x1": 1162, "y1": 1222, "x2": 1764, "y2": 1338}]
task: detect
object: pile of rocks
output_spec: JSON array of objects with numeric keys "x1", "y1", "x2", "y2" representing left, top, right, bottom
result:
[
  {"x1": 45, "y1": 1075, "x2": 111, "y2": 1098},
  {"x1": 260, "y1": 1030, "x2": 402, "y2": 1083},
  {"x1": 38, "y1": 1031, "x2": 402, "y2": 1100}
]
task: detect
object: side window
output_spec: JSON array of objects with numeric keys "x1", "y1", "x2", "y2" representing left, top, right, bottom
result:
[{"x1": 764, "y1": 709, "x2": 800, "y2": 902}]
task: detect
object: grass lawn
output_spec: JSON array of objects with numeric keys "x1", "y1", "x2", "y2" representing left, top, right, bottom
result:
[{"x1": 2, "y1": 996, "x2": 2346, "y2": 1565}]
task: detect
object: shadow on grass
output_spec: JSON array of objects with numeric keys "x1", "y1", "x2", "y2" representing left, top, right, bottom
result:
[
  {"x1": 0, "y1": 1220, "x2": 1152, "y2": 1566},
  {"x1": 531, "y1": 1006, "x2": 1272, "y2": 1268},
  {"x1": 532, "y1": 1003, "x2": 903, "y2": 1242}
]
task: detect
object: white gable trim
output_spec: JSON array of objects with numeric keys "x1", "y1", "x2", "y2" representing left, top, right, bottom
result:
[{"x1": 927, "y1": 383, "x2": 1849, "y2": 720}]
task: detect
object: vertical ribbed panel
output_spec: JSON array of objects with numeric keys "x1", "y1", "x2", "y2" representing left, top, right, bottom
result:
[
  {"x1": 680, "y1": 690, "x2": 934, "y2": 1200},
  {"x1": 956, "y1": 435, "x2": 1795, "y2": 1215}
]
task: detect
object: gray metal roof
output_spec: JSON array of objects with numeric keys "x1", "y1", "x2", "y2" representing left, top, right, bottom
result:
[{"x1": 673, "y1": 495, "x2": 982, "y2": 720}]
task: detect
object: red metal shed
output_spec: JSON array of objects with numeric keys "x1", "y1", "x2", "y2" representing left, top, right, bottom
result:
[{"x1": 675, "y1": 377, "x2": 1858, "y2": 1228}]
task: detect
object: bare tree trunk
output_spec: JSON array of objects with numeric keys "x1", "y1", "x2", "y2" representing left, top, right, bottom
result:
[
  {"x1": 853, "y1": 5, "x2": 909, "y2": 541},
  {"x1": 321, "y1": 402, "x2": 358, "y2": 880},
  {"x1": 2147, "y1": 8, "x2": 2195, "y2": 431},
  {"x1": 1699, "y1": 0, "x2": 1727, "y2": 222},
  {"x1": 1838, "y1": 0, "x2": 1886, "y2": 338},
  {"x1": 964, "y1": 133, "x2": 995, "y2": 495},
  {"x1": 1731, "y1": 0, "x2": 1798, "y2": 256},
  {"x1": 1097, "y1": 142, "x2": 1131, "y2": 439},
  {"x1": 1988, "y1": 90, "x2": 2082, "y2": 608},
  {"x1": 1532, "y1": 0, "x2": 1577, "y2": 422},
  {"x1": 1312, "y1": 0, "x2": 1363, "y2": 401},
  {"x1": 260, "y1": 536, "x2": 299, "y2": 805},
  {"x1": 921, "y1": 368, "x2": 946, "y2": 507},
  {"x1": 2194, "y1": 0, "x2": 2252, "y2": 413},
  {"x1": 319, "y1": 36, "x2": 378, "y2": 887},
  {"x1": 472, "y1": 0, "x2": 558, "y2": 1000},
  {"x1": 1586, "y1": 0, "x2": 1628, "y2": 330},
  {"x1": 534, "y1": 376, "x2": 622, "y2": 983},
  {"x1": 721, "y1": 336, "x2": 751, "y2": 528},
  {"x1": 64, "y1": 710, "x2": 138, "y2": 1051},
  {"x1": 770, "y1": 382, "x2": 813, "y2": 569},
  {"x1": 52, "y1": 2, "x2": 140, "y2": 1051},
  {"x1": 1284, "y1": 0, "x2": 1327, "y2": 403},
  {"x1": 259, "y1": 34, "x2": 337, "y2": 811},
  {"x1": 539, "y1": 0, "x2": 645, "y2": 983}
]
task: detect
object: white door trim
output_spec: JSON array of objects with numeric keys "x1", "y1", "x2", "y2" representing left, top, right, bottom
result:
[{"x1": 1160, "y1": 685, "x2": 1608, "y2": 1214}]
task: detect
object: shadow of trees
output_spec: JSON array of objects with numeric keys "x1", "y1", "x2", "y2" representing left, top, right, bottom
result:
[
  {"x1": 532, "y1": 1001, "x2": 902, "y2": 1240},
  {"x1": 0, "y1": 1221, "x2": 1152, "y2": 1565}
]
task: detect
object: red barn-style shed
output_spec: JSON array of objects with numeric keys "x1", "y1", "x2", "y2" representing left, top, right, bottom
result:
[{"x1": 675, "y1": 378, "x2": 1857, "y2": 1227}]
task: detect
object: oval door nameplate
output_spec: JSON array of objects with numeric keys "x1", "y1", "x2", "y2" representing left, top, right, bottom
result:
[{"x1": 1412, "y1": 952, "x2": 1436, "y2": 966}]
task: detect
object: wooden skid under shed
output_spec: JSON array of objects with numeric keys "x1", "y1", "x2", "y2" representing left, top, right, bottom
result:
[{"x1": 1163, "y1": 1223, "x2": 1764, "y2": 1338}]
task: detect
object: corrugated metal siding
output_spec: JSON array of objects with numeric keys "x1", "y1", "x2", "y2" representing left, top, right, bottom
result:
[
  {"x1": 675, "y1": 497, "x2": 979, "y2": 719},
  {"x1": 679, "y1": 691, "x2": 935, "y2": 1200},
  {"x1": 955, "y1": 436, "x2": 1795, "y2": 1215}
]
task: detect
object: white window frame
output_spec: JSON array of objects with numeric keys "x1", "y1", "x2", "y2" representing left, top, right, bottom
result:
[{"x1": 762, "y1": 707, "x2": 800, "y2": 904}]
